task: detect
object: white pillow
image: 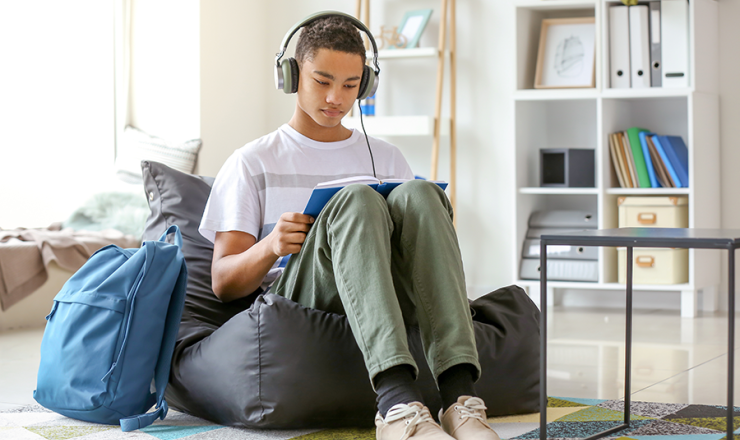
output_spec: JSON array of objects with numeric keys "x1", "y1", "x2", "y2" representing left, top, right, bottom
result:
[{"x1": 115, "y1": 126, "x2": 202, "y2": 183}]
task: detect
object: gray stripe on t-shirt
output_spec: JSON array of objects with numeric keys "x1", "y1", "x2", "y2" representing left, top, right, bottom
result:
[{"x1": 251, "y1": 172, "x2": 395, "y2": 191}]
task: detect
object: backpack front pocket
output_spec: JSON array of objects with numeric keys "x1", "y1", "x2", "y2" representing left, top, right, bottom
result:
[{"x1": 34, "y1": 293, "x2": 127, "y2": 411}]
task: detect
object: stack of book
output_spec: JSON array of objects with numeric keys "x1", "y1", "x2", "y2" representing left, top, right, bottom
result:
[{"x1": 608, "y1": 127, "x2": 688, "y2": 189}]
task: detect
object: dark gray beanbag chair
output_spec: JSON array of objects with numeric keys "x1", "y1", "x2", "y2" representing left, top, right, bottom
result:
[{"x1": 141, "y1": 160, "x2": 540, "y2": 429}]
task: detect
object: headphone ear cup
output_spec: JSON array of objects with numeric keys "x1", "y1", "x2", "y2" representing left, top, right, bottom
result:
[
  {"x1": 288, "y1": 58, "x2": 300, "y2": 93},
  {"x1": 357, "y1": 65, "x2": 376, "y2": 101},
  {"x1": 280, "y1": 58, "x2": 300, "y2": 94}
]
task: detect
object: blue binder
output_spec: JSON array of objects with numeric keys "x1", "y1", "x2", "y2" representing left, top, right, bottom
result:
[
  {"x1": 639, "y1": 132, "x2": 659, "y2": 188},
  {"x1": 651, "y1": 136, "x2": 683, "y2": 188},
  {"x1": 657, "y1": 135, "x2": 689, "y2": 187}
]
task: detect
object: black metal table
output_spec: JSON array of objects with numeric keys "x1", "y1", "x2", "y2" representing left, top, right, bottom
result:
[{"x1": 539, "y1": 228, "x2": 740, "y2": 440}]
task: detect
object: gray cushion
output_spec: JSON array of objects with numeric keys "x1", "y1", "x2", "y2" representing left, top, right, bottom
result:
[{"x1": 140, "y1": 160, "x2": 540, "y2": 429}]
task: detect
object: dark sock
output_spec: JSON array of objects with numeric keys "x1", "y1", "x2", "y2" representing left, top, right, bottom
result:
[
  {"x1": 438, "y1": 363, "x2": 477, "y2": 412},
  {"x1": 374, "y1": 364, "x2": 424, "y2": 418}
]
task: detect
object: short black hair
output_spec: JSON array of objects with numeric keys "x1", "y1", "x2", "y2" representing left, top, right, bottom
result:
[{"x1": 295, "y1": 15, "x2": 366, "y2": 66}]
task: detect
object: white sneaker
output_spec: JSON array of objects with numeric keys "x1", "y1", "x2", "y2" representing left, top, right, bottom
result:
[
  {"x1": 438, "y1": 396, "x2": 501, "y2": 440},
  {"x1": 375, "y1": 401, "x2": 455, "y2": 440}
]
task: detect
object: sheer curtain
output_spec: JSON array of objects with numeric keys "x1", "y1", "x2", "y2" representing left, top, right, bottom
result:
[{"x1": 0, "y1": 0, "x2": 133, "y2": 229}]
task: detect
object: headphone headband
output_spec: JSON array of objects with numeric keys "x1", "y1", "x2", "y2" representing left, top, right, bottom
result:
[{"x1": 274, "y1": 10, "x2": 380, "y2": 76}]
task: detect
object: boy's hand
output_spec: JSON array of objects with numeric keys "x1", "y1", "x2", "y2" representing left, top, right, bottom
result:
[{"x1": 268, "y1": 212, "x2": 315, "y2": 257}]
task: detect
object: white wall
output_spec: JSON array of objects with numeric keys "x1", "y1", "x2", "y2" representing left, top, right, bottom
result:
[
  {"x1": 198, "y1": 0, "x2": 269, "y2": 177},
  {"x1": 718, "y1": 0, "x2": 740, "y2": 311}
]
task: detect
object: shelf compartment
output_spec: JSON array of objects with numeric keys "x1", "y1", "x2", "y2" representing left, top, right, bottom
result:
[
  {"x1": 601, "y1": 96, "x2": 688, "y2": 191},
  {"x1": 516, "y1": 99, "x2": 597, "y2": 188},
  {"x1": 342, "y1": 115, "x2": 449, "y2": 136},
  {"x1": 514, "y1": 193, "x2": 599, "y2": 283},
  {"x1": 516, "y1": 2, "x2": 597, "y2": 91}
]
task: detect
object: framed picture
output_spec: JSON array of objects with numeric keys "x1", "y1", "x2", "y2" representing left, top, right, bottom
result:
[
  {"x1": 396, "y1": 9, "x2": 433, "y2": 49},
  {"x1": 534, "y1": 17, "x2": 596, "y2": 89}
]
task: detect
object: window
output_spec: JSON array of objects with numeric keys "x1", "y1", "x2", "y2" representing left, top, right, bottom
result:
[{"x1": 0, "y1": 1, "x2": 117, "y2": 229}]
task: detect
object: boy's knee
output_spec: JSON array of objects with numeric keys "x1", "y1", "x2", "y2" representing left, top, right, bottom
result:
[
  {"x1": 387, "y1": 180, "x2": 452, "y2": 218},
  {"x1": 396, "y1": 179, "x2": 444, "y2": 197},
  {"x1": 329, "y1": 184, "x2": 388, "y2": 216},
  {"x1": 391, "y1": 180, "x2": 447, "y2": 205},
  {"x1": 339, "y1": 183, "x2": 379, "y2": 199}
]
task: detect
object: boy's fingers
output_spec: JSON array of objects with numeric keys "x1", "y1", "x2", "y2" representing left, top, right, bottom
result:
[{"x1": 283, "y1": 212, "x2": 314, "y2": 224}]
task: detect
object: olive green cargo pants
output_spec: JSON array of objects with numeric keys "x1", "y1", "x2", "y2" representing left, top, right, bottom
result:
[{"x1": 272, "y1": 180, "x2": 480, "y2": 390}]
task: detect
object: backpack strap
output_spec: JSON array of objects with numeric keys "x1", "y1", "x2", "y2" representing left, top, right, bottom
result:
[{"x1": 120, "y1": 225, "x2": 188, "y2": 432}]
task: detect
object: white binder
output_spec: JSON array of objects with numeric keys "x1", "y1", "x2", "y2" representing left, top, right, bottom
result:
[
  {"x1": 649, "y1": 2, "x2": 662, "y2": 87},
  {"x1": 661, "y1": 0, "x2": 689, "y2": 88},
  {"x1": 609, "y1": 5, "x2": 631, "y2": 88},
  {"x1": 629, "y1": 5, "x2": 651, "y2": 88}
]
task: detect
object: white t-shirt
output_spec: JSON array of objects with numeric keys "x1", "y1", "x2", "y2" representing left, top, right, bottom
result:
[{"x1": 199, "y1": 123, "x2": 415, "y2": 291}]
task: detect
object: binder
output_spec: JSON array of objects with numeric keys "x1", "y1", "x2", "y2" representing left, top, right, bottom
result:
[
  {"x1": 649, "y1": 1, "x2": 662, "y2": 87},
  {"x1": 609, "y1": 133, "x2": 627, "y2": 188},
  {"x1": 629, "y1": 5, "x2": 651, "y2": 88},
  {"x1": 522, "y1": 239, "x2": 598, "y2": 260},
  {"x1": 609, "y1": 5, "x2": 631, "y2": 88},
  {"x1": 528, "y1": 210, "x2": 598, "y2": 229},
  {"x1": 657, "y1": 135, "x2": 689, "y2": 187},
  {"x1": 519, "y1": 258, "x2": 598, "y2": 282},
  {"x1": 638, "y1": 131, "x2": 659, "y2": 187},
  {"x1": 651, "y1": 135, "x2": 683, "y2": 188},
  {"x1": 620, "y1": 132, "x2": 638, "y2": 187},
  {"x1": 612, "y1": 133, "x2": 635, "y2": 188},
  {"x1": 626, "y1": 127, "x2": 651, "y2": 188},
  {"x1": 661, "y1": 0, "x2": 689, "y2": 88},
  {"x1": 645, "y1": 135, "x2": 674, "y2": 187}
]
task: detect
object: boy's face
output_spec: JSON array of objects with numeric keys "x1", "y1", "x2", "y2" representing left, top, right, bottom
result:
[{"x1": 295, "y1": 48, "x2": 364, "y2": 129}]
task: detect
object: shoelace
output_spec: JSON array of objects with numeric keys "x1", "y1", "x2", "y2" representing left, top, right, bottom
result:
[
  {"x1": 454, "y1": 397, "x2": 488, "y2": 422},
  {"x1": 385, "y1": 403, "x2": 435, "y2": 437}
]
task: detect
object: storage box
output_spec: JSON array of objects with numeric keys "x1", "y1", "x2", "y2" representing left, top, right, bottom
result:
[
  {"x1": 617, "y1": 247, "x2": 688, "y2": 284},
  {"x1": 618, "y1": 196, "x2": 688, "y2": 228},
  {"x1": 540, "y1": 148, "x2": 595, "y2": 187}
]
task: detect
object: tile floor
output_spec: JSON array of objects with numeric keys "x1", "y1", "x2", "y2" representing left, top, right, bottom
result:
[{"x1": 1, "y1": 306, "x2": 739, "y2": 412}]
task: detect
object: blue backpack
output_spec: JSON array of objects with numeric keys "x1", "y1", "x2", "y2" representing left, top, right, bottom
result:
[{"x1": 33, "y1": 225, "x2": 188, "y2": 432}]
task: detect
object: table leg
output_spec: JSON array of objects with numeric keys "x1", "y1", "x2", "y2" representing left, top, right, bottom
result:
[
  {"x1": 625, "y1": 246, "x2": 633, "y2": 426},
  {"x1": 728, "y1": 248, "x2": 735, "y2": 440},
  {"x1": 540, "y1": 240, "x2": 548, "y2": 440},
  {"x1": 582, "y1": 246, "x2": 633, "y2": 440}
]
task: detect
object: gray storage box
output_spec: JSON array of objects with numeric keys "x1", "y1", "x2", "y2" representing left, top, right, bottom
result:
[{"x1": 540, "y1": 148, "x2": 595, "y2": 187}]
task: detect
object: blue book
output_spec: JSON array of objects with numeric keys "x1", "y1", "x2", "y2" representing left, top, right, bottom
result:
[
  {"x1": 657, "y1": 135, "x2": 689, "y2": 188},
  {"x1": 651, "y1": 136, "x2": 683, "y2": 188},
  {"x1": 639, "y1": 132, "x2": 659, "y2": 188},
  {"x1": 302, "y1": 176, "x2": 448, "y2": 219}
]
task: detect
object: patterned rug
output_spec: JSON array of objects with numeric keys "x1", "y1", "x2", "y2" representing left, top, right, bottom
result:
[{"x1": 2, "y1": 397, "x2": 740, "y2": 440}]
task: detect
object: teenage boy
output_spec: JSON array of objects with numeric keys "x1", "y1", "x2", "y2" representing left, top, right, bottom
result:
[{"x1": 199, "y1": 12, "x2": 500, "y2": 440}]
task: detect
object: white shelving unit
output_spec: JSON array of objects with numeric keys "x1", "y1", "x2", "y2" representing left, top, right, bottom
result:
[{"x1": 512, "y1": 0, "x2": 720, "y2": 317}]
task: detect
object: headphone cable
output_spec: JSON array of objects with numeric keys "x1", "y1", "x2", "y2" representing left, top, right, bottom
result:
[{"x1": 357, "y1": 100, "x2": 377, "y2": 179}]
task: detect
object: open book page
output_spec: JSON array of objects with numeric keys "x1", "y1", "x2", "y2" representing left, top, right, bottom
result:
[{"x1": 314, "y1": 175, "x2": 380, "y2": 189}]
